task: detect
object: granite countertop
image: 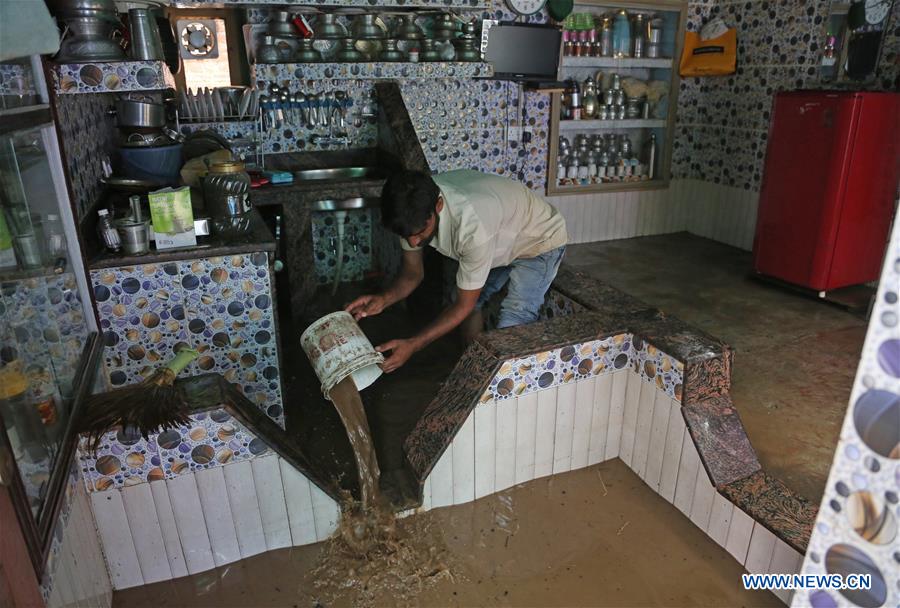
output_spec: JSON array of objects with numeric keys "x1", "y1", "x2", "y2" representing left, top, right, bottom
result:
[
  {"x1": 251, "y1": 147, "x2": 395, "y2": 207},
  {"x1": 88, "y1": 207, "x2": 275, "y2": 270},
  {"x1": 250, "y1": 176, "x2": 386, "y2": 207}
]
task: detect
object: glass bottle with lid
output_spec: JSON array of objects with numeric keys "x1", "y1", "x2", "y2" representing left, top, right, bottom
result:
[{"x1": 612, "y1": 10, "x2": 632, "y2": 58}]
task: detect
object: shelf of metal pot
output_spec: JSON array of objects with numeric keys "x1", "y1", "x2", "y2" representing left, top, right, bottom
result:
[
  {"x1": 87, "y1": 208, "x2": 275, "y2": 270},
  {"x1": 251, "y1": 61, "x2": 493, "y2": 83},
  {"x1": 49, "y1": 60, "x2": 176, "y2": 95}
]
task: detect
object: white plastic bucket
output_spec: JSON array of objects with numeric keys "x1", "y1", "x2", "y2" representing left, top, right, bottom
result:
[{"x1": 300, "y1": 311, "x2": 384, "y2": 399}]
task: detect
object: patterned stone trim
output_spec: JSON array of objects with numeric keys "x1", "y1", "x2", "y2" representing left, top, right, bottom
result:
[{"x1": 51, "y1": 61, "x2": 175, "y2": 95}]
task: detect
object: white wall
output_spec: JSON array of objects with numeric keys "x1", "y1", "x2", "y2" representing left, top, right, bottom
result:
[
  {"x1": 549, "y1": 179, "x2": 760, "y2": 252},
  {"x1": 45, "y1": 478, "x2": 113, "y2": 608}
]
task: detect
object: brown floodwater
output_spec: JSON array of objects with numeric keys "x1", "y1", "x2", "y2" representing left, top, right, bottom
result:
[
  {"x1": 113, "y1": 459, "x2": 781, "y2": 608},
  {"x1": 327, "y1": 376, "x2": 381, "y2": 510}
]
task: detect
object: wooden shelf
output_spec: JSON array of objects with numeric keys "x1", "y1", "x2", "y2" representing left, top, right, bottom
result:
[
  {"x1": 546, "y1": 0, "x2": 686, "y2": 196},
  {"x1": 559, "y1": 118, "x2": 666, "y2": 130},
  {"x1": 0, "y1": 105, "x2": 52, "y2": 136},
  {"x1": 50, "y1": 61, "x2": 175, "y2": 95},
  {"x1": 561, "y1": 56, "x2": 675, "y2": 69},
  {"x1": 252, "y1": 61, "x2": 493, "y2": 82}
]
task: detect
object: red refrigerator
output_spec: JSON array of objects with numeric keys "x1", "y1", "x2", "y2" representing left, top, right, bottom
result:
[{"x1": 752, "y1": 90, "x2": 900, "y2": 292}]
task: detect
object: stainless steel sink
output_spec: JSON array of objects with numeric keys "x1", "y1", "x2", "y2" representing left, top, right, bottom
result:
[
  {"x1": 293, "y1": 166, "x2": 382, "y2": 181},
  {"x1": 309, "y1": 197, "x2": 380, "y2": 211}
]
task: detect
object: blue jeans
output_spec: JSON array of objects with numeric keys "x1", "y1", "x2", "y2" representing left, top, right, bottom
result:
[{"x1": 476, "y1": 246, "x2": 566, "y2": 329}]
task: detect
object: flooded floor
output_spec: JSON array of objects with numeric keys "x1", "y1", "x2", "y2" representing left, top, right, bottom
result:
[
  {"x1": 113, "y1": 459, "x2": 780, "y2": 607},
  {"x1": 564, "y1": 233, "x2": 865, "y2": 503}
]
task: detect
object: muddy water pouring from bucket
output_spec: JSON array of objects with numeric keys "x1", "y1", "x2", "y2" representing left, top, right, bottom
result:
[{"x1": 300, "y1": 311, "x2": 384, "y2": 510}]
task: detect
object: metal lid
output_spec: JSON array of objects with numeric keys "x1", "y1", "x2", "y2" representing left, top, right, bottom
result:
[{"x1": 208, "y1": 161, "x2": 245, "y2": 174}]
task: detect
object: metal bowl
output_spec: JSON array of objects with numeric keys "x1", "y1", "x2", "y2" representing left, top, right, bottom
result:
[{"x1": 115, "y1": 99, "x2": 166, "y2": 128}]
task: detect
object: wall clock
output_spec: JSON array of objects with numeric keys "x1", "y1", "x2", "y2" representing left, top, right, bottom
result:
[{"x1": 506, "y1": 0, "x2": 547, "y2": 17}]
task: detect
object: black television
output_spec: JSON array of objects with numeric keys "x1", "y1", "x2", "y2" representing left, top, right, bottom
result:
[{"x1": 483, "y1": 22, "x2": 562, "y2": 83}]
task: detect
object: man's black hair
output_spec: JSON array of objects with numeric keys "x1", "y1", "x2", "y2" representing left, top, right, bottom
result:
[{"x1": 380, "y1": 170, "x2": 440, "y2": 238}]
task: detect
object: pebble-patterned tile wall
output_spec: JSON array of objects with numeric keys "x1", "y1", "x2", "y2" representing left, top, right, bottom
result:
[
  {"x1": 793, "y1": 204, "x2": 900, "y2": 608},
  {"x1": 311, "y1": 209, "x2": 373, "y2": 286},
  {"x1": 248, "y1": 8, "x2": 552, "y2": 190},
  {"x1": 673, "y1": 0, "x2": 900, "y2": 191},
  {"x1": 76, "y1": 406, "x2": 269, "y2": 493},
  {"x1": 478, "y1": 331, "x2": 684, "y2": 404},
  {"x1": 90, "y1": 253, "x2": 285, "y2": 426},
  {"x1": 54, "y1": 92, "x2": 117, "y2": 221},
  {"x1": 50, "y1": 61, "x2": 176, "y2": 95}
]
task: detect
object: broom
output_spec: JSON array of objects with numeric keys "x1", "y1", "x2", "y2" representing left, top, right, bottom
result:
[{"x1": 81, "y1": 348, "x2": 201, "y2": 453}]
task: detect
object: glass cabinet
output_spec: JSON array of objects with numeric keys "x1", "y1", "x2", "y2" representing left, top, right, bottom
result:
[
  {"x1": 547, "y1": 0, "x2": 685, "y2": 195},
  {"x1": 0, "y1": 62, "x2": 98, "y2": 576}
]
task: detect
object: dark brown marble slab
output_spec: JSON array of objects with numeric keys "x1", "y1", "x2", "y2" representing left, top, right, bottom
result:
[
  {"x1": 88, "y1": 208, "x2": 275, "y2": 270},
  {"x1": 683, "y1": 348, "x2": 734, "y2": 404},
  {"x1": 476, "y1": 309, "x2": 654, "y2": 362},
  {"x1": 403, "y1": 340, "x2": 500, "y2": 481},
  {"x1": 550, "y1": 265, "x2": 654, "y2": 318},
  {"x1": 683, "y1": 396, "x2": 760, "y2": 487},
  {"x1": 375, "y1": 82, "x2": 431, "y2": 173},
  {"x1": 720, "y1": 470, "x2": 816, "y2": 553}
]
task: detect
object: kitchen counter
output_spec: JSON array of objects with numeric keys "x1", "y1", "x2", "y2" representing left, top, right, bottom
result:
[{"x1": 87, "y1": 208, "x2": 275, "y2": 270}]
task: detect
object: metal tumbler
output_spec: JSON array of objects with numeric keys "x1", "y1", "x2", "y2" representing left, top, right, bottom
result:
[{"x1": 129, "y1": 9, "x2": 164, "y2": 60}]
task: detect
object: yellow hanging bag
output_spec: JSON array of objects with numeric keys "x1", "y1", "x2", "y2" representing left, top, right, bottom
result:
[{"x1": 679, "y1": 28, "x2": 737, "y2": 77}]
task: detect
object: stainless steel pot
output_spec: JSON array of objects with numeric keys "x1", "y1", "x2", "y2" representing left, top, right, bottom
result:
[
  {"x1": 115, "y1": 100, "x2": 166, "y2": 128},
  {"x1": 56, "y1": 13, "x2": 125, "y2": 61},
  {"x1": 47, "y1": 0, "x2": 117, "y2": 17}
]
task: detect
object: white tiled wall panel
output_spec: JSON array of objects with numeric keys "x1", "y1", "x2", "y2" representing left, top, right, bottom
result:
[
  {"x1": 587, "y1": 373, "x2": 612, "y2": 465},
  {"x1": 619, "y1": 372, "x2": 643, "y2": 466},
  {"x1": 515, "y1": 392, "x2": 538, "y2": 484},
  {"x1": 548, "y1": 179, "x2": 759, "y2": 251},
  {"x1": 88, "y1": 455, "x2": 340, "y2": 590},
  {"x1": 605, "y1": 371, "x2": 628, "y2": 460},
  {"x1": 473, "y1": 402, "x2": 496, "y2": 499},
  {"x1": 631, "y1": 380, "x2": 657, "y2": 478},
  {"x1": 658, "y1": 403, "x2": 686, "y2": 503},
  {"x1": 552, "y1": 382, "x2": 576, "y2": 474},
  {"x1": 534, "y1": 387, "x2": 558, "y2": 478},
  {"x1": 429, "y1": 442, "x2": 454, "y2": 508},
  {"x1": 495, "y1": 396, "x2": 518, "y2": 492},
  {"x1": 643, "y1": 393, "x2": 673, "y2": 490},
  {"x1": 452, "y1": 413, "x2": 475, "y2": 505},
  {"x1": 745, "y1": 522, "x2": 778, "y2": 575},
  {"x1": 46, "y1": 479, "x2": 113, "y2": 608}
]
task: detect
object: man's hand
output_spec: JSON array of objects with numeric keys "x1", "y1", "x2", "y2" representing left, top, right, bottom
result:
[
  {"x1": 345, "y1": 294, "x2": 386, "y2": 320},
  {"x1": 376, "y1": 338, "x2": 419, "y2": 373}
]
